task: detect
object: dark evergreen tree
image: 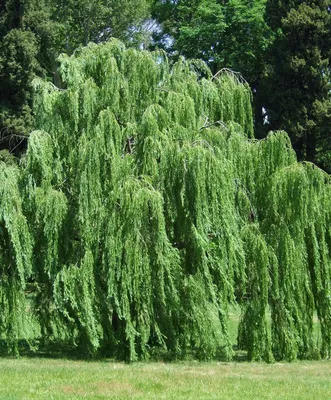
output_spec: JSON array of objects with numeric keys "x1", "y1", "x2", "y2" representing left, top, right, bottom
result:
[
  {"x1": 0, "y1": 0, "x2": 153, "y2": 155},
  {"x1": 0, "y1": 0, "x2": 61, "y2": 154},
  {"x1": 262, "y1": 0, "x2": 331, "y2": 169},
  {"x1": 265, "y1": 0, "x2": 297, "y2": 29}
]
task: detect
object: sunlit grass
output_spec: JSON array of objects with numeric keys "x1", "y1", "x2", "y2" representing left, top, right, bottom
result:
[
  {"x1": 0, "y1": 358, "x2": 331, "y2": 399},
  {"x1": 0, "y1": 306, "x2": 329, "y2": 399}
]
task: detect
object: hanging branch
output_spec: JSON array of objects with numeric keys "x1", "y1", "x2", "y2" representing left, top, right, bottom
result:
[
  {"x1": 211, "y1": 67, "x2": 249, "y2": 85},
  {"x1": 126, "y1": 136, "x2": 134, "y2": 154},
  {"x1": 199, "y1": 119, "x2": 228, "y2": 131}
]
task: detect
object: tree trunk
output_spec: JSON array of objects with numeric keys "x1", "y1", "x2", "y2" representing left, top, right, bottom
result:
[{"x1": 306, "y1": 131, "x2": 317, "y2": 163}]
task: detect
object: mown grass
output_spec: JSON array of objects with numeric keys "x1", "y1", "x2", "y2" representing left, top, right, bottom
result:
[
  {"x1": 0, "y1": 306, "x2": 329, "y2": 399},
  {"x1": 0, "y1": 358, "x2": 331, "y2": 399}
]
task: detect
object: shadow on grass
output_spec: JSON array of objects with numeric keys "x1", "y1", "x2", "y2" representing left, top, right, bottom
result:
[
  {"x1": 0, "y1": 339, "x2": 95, "y2": 360},
  {"x1": 0, "y1": 339, "x2": 249, "y2": 363}
]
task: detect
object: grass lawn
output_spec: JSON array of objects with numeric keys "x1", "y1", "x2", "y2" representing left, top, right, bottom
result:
[
  {"x1": 0, "y1": 358, "x2": 331, "y2": 399},
  {"x1": 0, "y1": 306, "x2": 329, "y2": 399}
]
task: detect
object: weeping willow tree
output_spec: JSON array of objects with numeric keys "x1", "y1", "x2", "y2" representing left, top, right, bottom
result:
[{"x1": 1, "y1": 40, "x2": 331, "y2": 361}]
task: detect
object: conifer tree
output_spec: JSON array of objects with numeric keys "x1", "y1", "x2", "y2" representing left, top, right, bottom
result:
[
  {"x1": 0, "y1": 0, "x2": 153, "y2": 155},
  {"x1": 262, "y1": 0, "x2": 331, "y2": 169},
  {"x1": 0, "y1": 0, "x2": 61, "y2": 153}
]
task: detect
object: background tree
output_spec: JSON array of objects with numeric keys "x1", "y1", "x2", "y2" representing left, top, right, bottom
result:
[
  {"x1": 0, "y1": 0, "x2": 153, "y2": 154},
  {"x1": 52, "y1": 0, "x2": 153, "y2": 53},
  {"x1": 152, "y1": 0, "x2": 331, "y2": 170},
  {"x1": 151, "y1": 0, "x2": 271, "y2": 130},
  {"x1": 152, "y1": 0, "x2": 270, "y2": 82},
  {"x1": 261, "y1": 0, "x2": 331, "y2": 169},
  {"x1": 0, "y1": 0, "x2": 61, "y2": 153}
]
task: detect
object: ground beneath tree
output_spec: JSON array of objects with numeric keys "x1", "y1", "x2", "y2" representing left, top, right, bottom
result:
[{"x1": 0, "y1": 358, "x2": 331, "y2": 399}]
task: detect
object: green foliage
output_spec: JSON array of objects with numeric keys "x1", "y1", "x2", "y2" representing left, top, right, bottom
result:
[
  {"x1": 0, "y1": 0, "x2": 63, "y2": 152},
  {"x1": 0, "y1": 162, "x2": 33, "y2": 354},
  {"x1": 1, "y1": 41, "x2": 331, "y2": 362},
  {"x1": 52, "y1": 0, "x2": 153, "y2": 52},
  {"x1": 0, "y1": 0, "x2": 153, "y2": 154},
  {"x1": 262, "y1": 0, "x2": 331, "y2": 168},
  {"x1": 152, "y1": 0, "x2": 271, "y2": 85},
  {"x1": 0, "y1": 28, "x2": 38, "y2": 143}
]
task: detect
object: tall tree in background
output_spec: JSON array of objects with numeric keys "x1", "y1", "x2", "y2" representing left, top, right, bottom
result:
[
  {"x1": 0, "y1": 0, "x2": 153, "y2": 154},
  {"x1": 0, "y1": 0, "x2": 62, "y2": 153},
  {"x1": 262, "y1": 1, "x2": 331, "y2": 168},
  {"x1": 52, "y1": 0, "x2": 153, "y2": 53},
  {"x1": 151, "y1": 0, "x2": 271, "y2": 129},
  {"x1": 152, "y1": 0, "x2": 270, "y2": 83},
  {"x1": 152, "y1": 0, "x2": 331, "y2": 169}
]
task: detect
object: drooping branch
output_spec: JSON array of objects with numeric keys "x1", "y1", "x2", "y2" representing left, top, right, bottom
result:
[{"x1": 1, "y1": 40, "x2": 331, "y2": 362}]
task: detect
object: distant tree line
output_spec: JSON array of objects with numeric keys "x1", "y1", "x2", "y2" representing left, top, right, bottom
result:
[{"x1": 0, "y1": 0, "x2": 331, "y2": 163}]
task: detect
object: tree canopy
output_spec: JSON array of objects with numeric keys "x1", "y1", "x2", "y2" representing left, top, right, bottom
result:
[
  {"x1": 2, "y1": 0, "x2": 331, "y2": 171},
  {"x1": 262, "y1": 0, "x2": 331, "y2": 169},
  {"x1": 152, "y1": 0, "x2": 331, "y2": 170},
  {"x1": 0, "y1": 0, "x2": 153, "y2": 154},
  {"x1": 1, "y1": 41, "x2": 331, "y2": 361},
  {"x1": 152, "y1": 0, "x2": 270, "y2": 85}
]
